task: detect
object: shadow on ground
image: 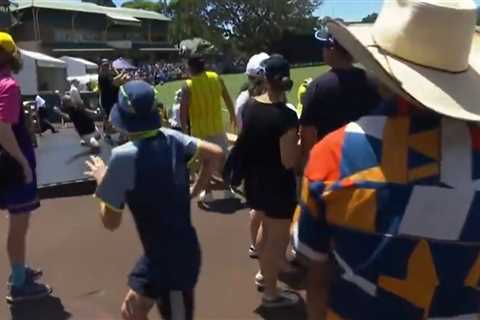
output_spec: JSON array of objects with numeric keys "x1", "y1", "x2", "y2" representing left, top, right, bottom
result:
[
  {"x1": 9, "y1": 296, "x2": 72, "y2": 320},
  {"x1": 255, "y1": 297, "x2": 307, "y2": 320},
  {"x1": 198, "y1": 198, "x2": 246, "y2": 214}
]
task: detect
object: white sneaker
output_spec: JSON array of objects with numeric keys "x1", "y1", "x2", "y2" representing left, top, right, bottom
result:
[
  {"x1": 255, "y1": 272, "x2": 264, "y2": 288},
  {"x1": 262, "y1": 290, "x2": 300, "y2": 308},
  {"x1": 249, "y1": 245, "x2": 259, "y2": 259},
  {"x1": 199, "y1": 191, "x2": 214, "y2": 203},
  {"x1": 88, "y1": 137, "x2": 100, "y2": 149}
]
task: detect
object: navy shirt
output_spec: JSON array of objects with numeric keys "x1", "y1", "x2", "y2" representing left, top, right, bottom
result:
[
  {"x1": 300, "y1": 67, "x2": 380, "y2": 140},
  {"x1": 98, "y1": 72, "x2": 119, "y2": 115},
  {"x1": 96, "y1": 128, "x2": 201, "y2": 291}
]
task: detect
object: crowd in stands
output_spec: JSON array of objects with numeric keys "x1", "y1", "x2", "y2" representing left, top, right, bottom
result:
[
  {"x1": 129, "y1": 61, "x2": 187, "y2": 85},
  {"x1": 130, "y1": 59, "x2": 248, "y2": 85}
]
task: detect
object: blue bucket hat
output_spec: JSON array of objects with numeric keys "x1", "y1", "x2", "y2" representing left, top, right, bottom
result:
[{"x1": 110, "y1": 80, "x2": 161, "y2": 133}]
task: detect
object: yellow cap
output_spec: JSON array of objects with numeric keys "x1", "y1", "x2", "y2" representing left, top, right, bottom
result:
[{"x1": 0, "y1": 32, "x2": 16, "y2": 55}]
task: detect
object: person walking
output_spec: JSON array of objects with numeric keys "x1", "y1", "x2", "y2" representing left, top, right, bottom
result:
[
  {"x1": 98, "y1": 59, "x2": 128, "y2": 145},
  {"x1": 86, "y1": 80, "x2": 223, "y2": 320},
  {"x1": 0, "y1": 32, "x2": 51, "y2": 303},
  {"x1": 232, "y1": 55, "x2": 301, "y2": 307},
  {"x1": 180, "y1": 55, "x2": 237, "y2": 203},
  {"x1": 233, "y1": 52, "x2": 270, "y2": 259},
  {"x1": 35, "y1": 94, "x2": 57, "y2": 134},
  {"x1": 299, "y1": 27, "x2": 379, "y2": 159},
  {"x1": 235, "y1": 52, "x2": 270, "y2": 132},
  {"x1": 168, "y1": 89, "x2": 182, "y2": 131},
  {"x1": 294, "y1": 1, "x2": 480, "y2": 319}
]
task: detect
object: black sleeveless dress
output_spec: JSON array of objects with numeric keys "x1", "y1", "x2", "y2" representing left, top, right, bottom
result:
[{"x1": 237, "y1": 99, "x2": 298, "y2": 219}]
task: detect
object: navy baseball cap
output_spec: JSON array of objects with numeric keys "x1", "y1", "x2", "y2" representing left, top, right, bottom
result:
[
  {"x1": 315, "y1": 27, "x2": 337, "y2": 48},
  {"x1": 262, "y1": 54, "x2": 290, "y2": 81},
  {"x1": 110, "y1": 80, "x2": 161, "y2": 133}
]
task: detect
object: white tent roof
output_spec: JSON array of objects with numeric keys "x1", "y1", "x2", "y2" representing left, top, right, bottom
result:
[
  {"x1": 21, "y1": 49, "x2": 66, "y2": 68},
  {"x1": 14, "y1": 0, "x2": 170, "y2": 22},
  {"x1": 60, "y1": 56, "x2": 98, "y2": 69},
  {"x1": 107, "y1": 12, "x2": 141, "y2": 26}
]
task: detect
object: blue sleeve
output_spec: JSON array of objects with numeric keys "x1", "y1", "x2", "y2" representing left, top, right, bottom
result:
[
  {"x1": 95, "y1": 148, "x2": 135, "y2": 211},
  {"x1": 162, "y1": 128, "x2": 199, "y2": 162}
]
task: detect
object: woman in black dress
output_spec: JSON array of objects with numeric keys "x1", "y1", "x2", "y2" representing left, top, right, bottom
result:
[{"x1": 237, "y1": 55, "x2": 300, "y2": 307}]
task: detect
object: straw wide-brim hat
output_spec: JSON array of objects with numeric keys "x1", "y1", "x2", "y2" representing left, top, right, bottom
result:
[{"x1": 327, "y1": 0, "x2": 480, "y2": 121}]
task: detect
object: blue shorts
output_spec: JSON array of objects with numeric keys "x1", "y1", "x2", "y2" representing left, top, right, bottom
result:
[
  {"x1": 128, "y1": 252, "x2": 201, "y2": 299},
  {"x1": 0, "y1": 169, "x2": 40, "y2": 215}
]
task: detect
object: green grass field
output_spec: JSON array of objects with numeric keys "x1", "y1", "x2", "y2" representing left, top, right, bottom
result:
[{"x1": 156, "y1": 65, "x2": 329, "y2": 111}]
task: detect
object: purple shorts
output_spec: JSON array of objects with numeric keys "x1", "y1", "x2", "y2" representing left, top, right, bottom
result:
[{"x1": 0, "y1": 170, "x2": 40, "y2": 214}]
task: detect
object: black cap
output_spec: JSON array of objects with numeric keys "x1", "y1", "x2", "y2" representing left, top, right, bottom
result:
[
  {"x1": 187, "y1": 54, "x2": 206, "y2": 73},
  {"x1": 315, "y1": 27, "x2": 347, "y2": 52},
  {"x1": 187, "y1": 54, "x2": 206, "y2": 65},
  {"x1": 262, "y1": 54, "x2": 290, "y2": 81}
]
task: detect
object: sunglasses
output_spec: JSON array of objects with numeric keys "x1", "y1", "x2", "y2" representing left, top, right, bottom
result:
[{"x1": 315, "y1": 28, "x2": 336, "y2": 48}]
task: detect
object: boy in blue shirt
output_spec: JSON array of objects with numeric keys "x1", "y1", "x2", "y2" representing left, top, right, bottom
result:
[{"x1": 86, "y1": 80, "x2": 223, "y2": 320}]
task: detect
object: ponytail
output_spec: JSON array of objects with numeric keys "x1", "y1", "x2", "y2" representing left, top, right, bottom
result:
[{"x1": 280, "y1": 76, "x2": 293, "y2": 91}]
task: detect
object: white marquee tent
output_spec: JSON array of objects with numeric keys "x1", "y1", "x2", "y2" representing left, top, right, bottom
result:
[
  {"x1": 60, "y1": 56, "x2": 98, "y2": 77},
  {"x1": 14, "y1": 50, "x2": 67, "y2": 96}
]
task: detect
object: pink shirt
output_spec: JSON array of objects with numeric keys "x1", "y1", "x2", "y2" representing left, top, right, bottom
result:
[{"x1": 0, "y1": 69, "x2": 21, "y2": 124}]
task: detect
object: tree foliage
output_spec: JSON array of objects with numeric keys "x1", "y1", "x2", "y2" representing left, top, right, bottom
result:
[
  {"x1": 120, "y1": 0, "x2": 323, "y2": 53},
  {"x1": 200, "y1": 0, "x2": 323, "y2": 53},
  {"x1": 167, "y1": 0, "x2": 214, "y2": 44}
]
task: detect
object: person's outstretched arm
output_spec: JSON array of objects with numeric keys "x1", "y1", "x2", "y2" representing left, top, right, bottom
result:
[
  {"x1": 86, "y1": 154, "x2": 133, "y2": 232},
  {"x1": 180, "y1": 85, "x2": 190, "y2": 133},
  {"x1": 220, "y1": 78, "x2": 237, "y2": 130}
]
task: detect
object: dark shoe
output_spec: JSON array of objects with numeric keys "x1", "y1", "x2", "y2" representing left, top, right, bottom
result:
[
  {"x1": 26, "y1": 267, "x2": 43, "y2": 282},
  {"x1": 278, "y1": 266, "x2": 307, "y2": 290},
  {"x1": 261, "y1": 290, "x2": 300, "y2": 308},
  {"x1": 7, "y1": 267, "x2": 43, "y2": 287},
  {"x1": 6, "y1": 281, "x2": 52, "y2": 304},
  {"x1": 104, "y1": 135, "x2": 114, "y2": 146}
]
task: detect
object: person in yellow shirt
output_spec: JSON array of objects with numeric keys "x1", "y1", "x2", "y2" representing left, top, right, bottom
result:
[
  {"x1": 180, "y1": 55, "x2": 237, "y2": 202},
  {"x1": 296, "y1": 78, "x2": 312, "y2": 117}
]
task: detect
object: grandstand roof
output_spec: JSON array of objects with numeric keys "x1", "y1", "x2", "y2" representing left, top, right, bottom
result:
[{"x1": 13, "y1": 0, "x2": 170, "y2": 22}]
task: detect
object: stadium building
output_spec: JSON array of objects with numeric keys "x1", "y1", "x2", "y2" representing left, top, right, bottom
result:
[{"x1": 10, "y1": 0, "x2": 177, "y2": 61}]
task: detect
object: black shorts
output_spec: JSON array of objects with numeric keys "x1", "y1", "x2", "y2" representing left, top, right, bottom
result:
[
  {"x1": 155, "y1": 289, "x2": 194, "y2": 320},
  {"x1": 128, "y1": 252, "x2": 200, "y2": 320},
  {"x1": 102, "y1": 104, "x2": 113, "y2": 118},
  {"x1": 245, "y1": 171, "x2": 297, "y2": 219}
]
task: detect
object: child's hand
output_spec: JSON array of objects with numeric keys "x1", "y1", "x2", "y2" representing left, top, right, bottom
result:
[{"x1": 85, "y1": 156, "x2": 107, "y2": 184}]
